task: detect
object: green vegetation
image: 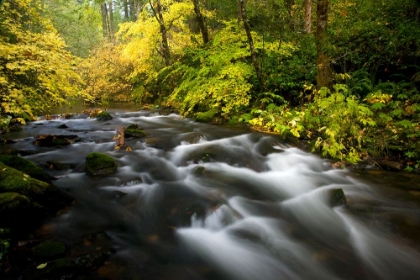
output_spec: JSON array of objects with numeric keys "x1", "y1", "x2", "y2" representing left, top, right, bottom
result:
[
  {"x1": 32, "y1": 240, "x2": 66, "y2": 258},
  {"x1": 85, "y1": 152, "x2": 117, "y2": 176},
  {"x1": 1, "y1": 0, "x2": 419, "y2": 168},
  {"x1": 124, "y1": 124, "x2": 147, "y2": 138}
]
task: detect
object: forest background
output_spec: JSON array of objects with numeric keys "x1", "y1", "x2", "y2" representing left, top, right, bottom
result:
[{"x1": 0, "y1": 0, "x2": 419, "y2": 169}]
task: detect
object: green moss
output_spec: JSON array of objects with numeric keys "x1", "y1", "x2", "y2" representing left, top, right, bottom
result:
[
  {"x1": 0, "y1": 192, "x2": 31, "y2": 213},
  {"x1": 124, "y1": 124, "x2": 147, "y2": 138},
  {"x1": 0, "y1": 155, "x2": 50, "y2": 183},
  {"x1": 85, "y1": 152, "x2": 117, "y2": 176},
  {"x1": 194, "y1": 109, "x2": 219, "y2": 123},
  {"x1": 0, "y1": 162, "x2": 54, "y2": 198},
  {"x1": 0, "y1": 192, "x2": 31, "y2": 227},
  {"x1": 328, "y1": 188, "x2": 347, "y2": 207},
  {"x1": 33, "y1": 240, "x2": 66, "y2": 258},
  {"x1": 96, "y1": 111, "x2": 112, "y2": 121}
]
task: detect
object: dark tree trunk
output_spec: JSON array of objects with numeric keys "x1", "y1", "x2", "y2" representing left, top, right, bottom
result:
[
  {"x1": 316, "y1": 0, "x2": 332, "y2": 89},
  {"x1": 109, "y1": 0, "x2": 114, "y2": 41},
  {"x1": 149, "y1": 0, "x2": 171, "y2": 66},
  {"x1": 192, "y1": 0, "x2": 209, "y2": 45},
  {"x1": 123, "y1": 0, "x2": 129, "y2": 20},
  {"x1": 129, "y1": 0, "x2": 136, "y2": 20},
  {"x1": 238, "y1": 0, "x2": 264, "y2": 90},
  {"x1": 304, "y1": 0, "x2": 312, "y2": 33},
  {"x1": 100, "y1": 3, "x2": 109, "y2": 39}
]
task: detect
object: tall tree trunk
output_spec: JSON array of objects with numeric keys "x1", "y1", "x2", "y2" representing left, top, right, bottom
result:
[
  {"x1": 304, "y1": 0, "x2": 312, "y2": 33},
  {"x1": 109, "y1": 0, "x2": 115, "y2": 41},
  {"x1": 100, "y1": 3, "x2": 109, "y2": 38},
  {"x1": 129, "y1": 0, "x2": 135, "y2": 19},
  {"x1": 192, "y1": 0, "x2": 209, "y2": 45},
  {"x1": 149, "y1": 0, "x2": 171, "y2": 66},
  {"x1": 123, "y1": 0, "x2": 129, "y2": 20},
  {"x1": 238, "y1": 0, "x2": 263, "y2": 90},
  {"x1": 315, "y1": 0, "x2": 332, "y2": 89}
]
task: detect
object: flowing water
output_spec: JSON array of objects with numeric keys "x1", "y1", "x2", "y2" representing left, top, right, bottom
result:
[{"x1": 2, "y1": 107, "x2": 420, "y2": 279}]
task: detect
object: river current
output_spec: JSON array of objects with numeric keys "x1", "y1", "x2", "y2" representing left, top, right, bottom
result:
[{"x1": 2, "y1": 107, "x2": 420, "y2": 279}]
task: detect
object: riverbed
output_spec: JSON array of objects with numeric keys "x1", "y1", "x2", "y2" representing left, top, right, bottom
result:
[{"x1": 1, "y1": 106, "x2": 420, "y2": 279}]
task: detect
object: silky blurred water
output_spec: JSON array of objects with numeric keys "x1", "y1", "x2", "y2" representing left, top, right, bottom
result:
[{"x1": 1, "y1": 107, "x2": 420, "y2": 279}]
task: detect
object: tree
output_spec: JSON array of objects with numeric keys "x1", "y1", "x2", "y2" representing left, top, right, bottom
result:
[
  {"x1": 192, "y1": 0, "x2": 210, "y2": 45},
  {"x1": 315, "y1": 0, "x2": 332, "y2": 89},
  {"x1": 45, "y1": 0, "x2": 102, "y2": 57},
  {"x1": 149, "y1": 0, "x2": 171, "y2": 66},
  {"x1": 0, "y1": 0, "x2": 90, "y2": 130},
  {"x1": 304, "y1": 0, "x2": 312, "y2": 33},
  {"x1": 238, "y1": 0, "x2": 263, "y2": 90}
]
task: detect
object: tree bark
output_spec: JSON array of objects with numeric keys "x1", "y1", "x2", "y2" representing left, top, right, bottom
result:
[
  {"x1": 123, "y1": 0, "x2": 129, "y2": 20},
  {"x1": 109, "y1": 0, "x2": 115, "y2": 41},
  {"x1": 238, "y1": 0, "x2": 263, "y2": 90},
  {"x1": 100, "y1": 3, "x2": 109, "y2": 38},
  {"x1": 192, "y1": 0, "x2": 210, "y2": 45},
  {"x1": 315, "y1": 0, "x2": 332, "y2": 89},
  {"x1": 149, "y1": 0, "x2": 171, "y2": 66},
  {"x1": 304, "y1": 0, "x2": 312, "y2": 33}
]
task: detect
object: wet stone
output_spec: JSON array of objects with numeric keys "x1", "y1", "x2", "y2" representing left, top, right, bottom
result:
[{"x1": 328, "y1": 188, "x2": 347, "y2": 207}]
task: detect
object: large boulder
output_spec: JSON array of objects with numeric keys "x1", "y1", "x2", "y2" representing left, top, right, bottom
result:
[
  {"x1": 0, "y1": 192, "x2": 32, "y2": 227},
  {"x1": 85, "y1": 152, "x2": 117, "y2": 176},
  {"x1": 0, "y1": 155, "x2": 50, "y2": 183},
  {"x1": 0, "y1": 162, "x2": 71, "y2": 229}
]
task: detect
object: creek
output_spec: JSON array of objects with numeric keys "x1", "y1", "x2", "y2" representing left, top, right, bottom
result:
[{"x1": 1, "y1": 105, "x2": 420, "y2": 279}]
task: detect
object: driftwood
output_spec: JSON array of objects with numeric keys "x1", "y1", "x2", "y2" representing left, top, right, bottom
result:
[{"x1": 114, "y1": 126, "x2": 125, "y2": 148}]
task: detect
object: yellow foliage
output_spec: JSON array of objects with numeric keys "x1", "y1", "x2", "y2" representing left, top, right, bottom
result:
[{"x1": 0, "y1": 0, "x2": 90, "y2": 128}]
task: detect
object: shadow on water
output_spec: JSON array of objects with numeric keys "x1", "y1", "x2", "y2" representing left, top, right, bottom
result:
[{"x1": 1, "y1": 104, "x2": 420, "y2": 279}]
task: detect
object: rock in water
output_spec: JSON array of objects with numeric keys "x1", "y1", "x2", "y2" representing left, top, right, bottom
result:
[
  {"x1": 124, "y1": 124, "x2": 146, "y2": 138},
  {"x1": 328, "y1": 188, "x2": 347, "y2": 207},
  {"x1": 85, "y1": 152, "x2": 117, "y2": 176},
  {"x1": 96, "y1": 111, "x2": 113, "y2": 121},
  {"x1": 0, "y1": 155, "x2": 51, "y2": 183}
]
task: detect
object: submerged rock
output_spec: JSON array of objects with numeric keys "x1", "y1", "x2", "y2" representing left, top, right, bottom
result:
[
  {"x1": 85, "y1": 152, "x2": 117, "y2": 176},
  {"x1": 379, "y1": 160, "x2": 403, "y2": 171},
  {"x1": 35, "y1": 134, "x2": 79, "y2": 147},
  {"x1": 57, "y1": 124, "x2": 69, "y2": 129}
]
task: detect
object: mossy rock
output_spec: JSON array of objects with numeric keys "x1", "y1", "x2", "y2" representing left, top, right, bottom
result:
[
  {"x1": 85, "y1": 152, "x2": 117, "y2": 176},
  {"x1": 32, "y1": 240, "x2": 66, "y2": 258},
  {"x1": 96, "y1": 111, "x2": 113, "y2": 121},
  {"x1": 0, "y1": 162, "x2": 69, "y2": 214},
  {"x1": 0, "y1": 192, "x2": 31, "y2": 227},
  {"x1": 0, "y1": 155, "x2": 50, "y2": 183},
  {"x1": 328, "y1": 188, "x2": 347, "y2": 207},
  {"x1": 124, "y1": 124, "x2": 147, "y2": 138},
  {"x1": 194, "y1": 109, "x2": 219, "y2": 123}
]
